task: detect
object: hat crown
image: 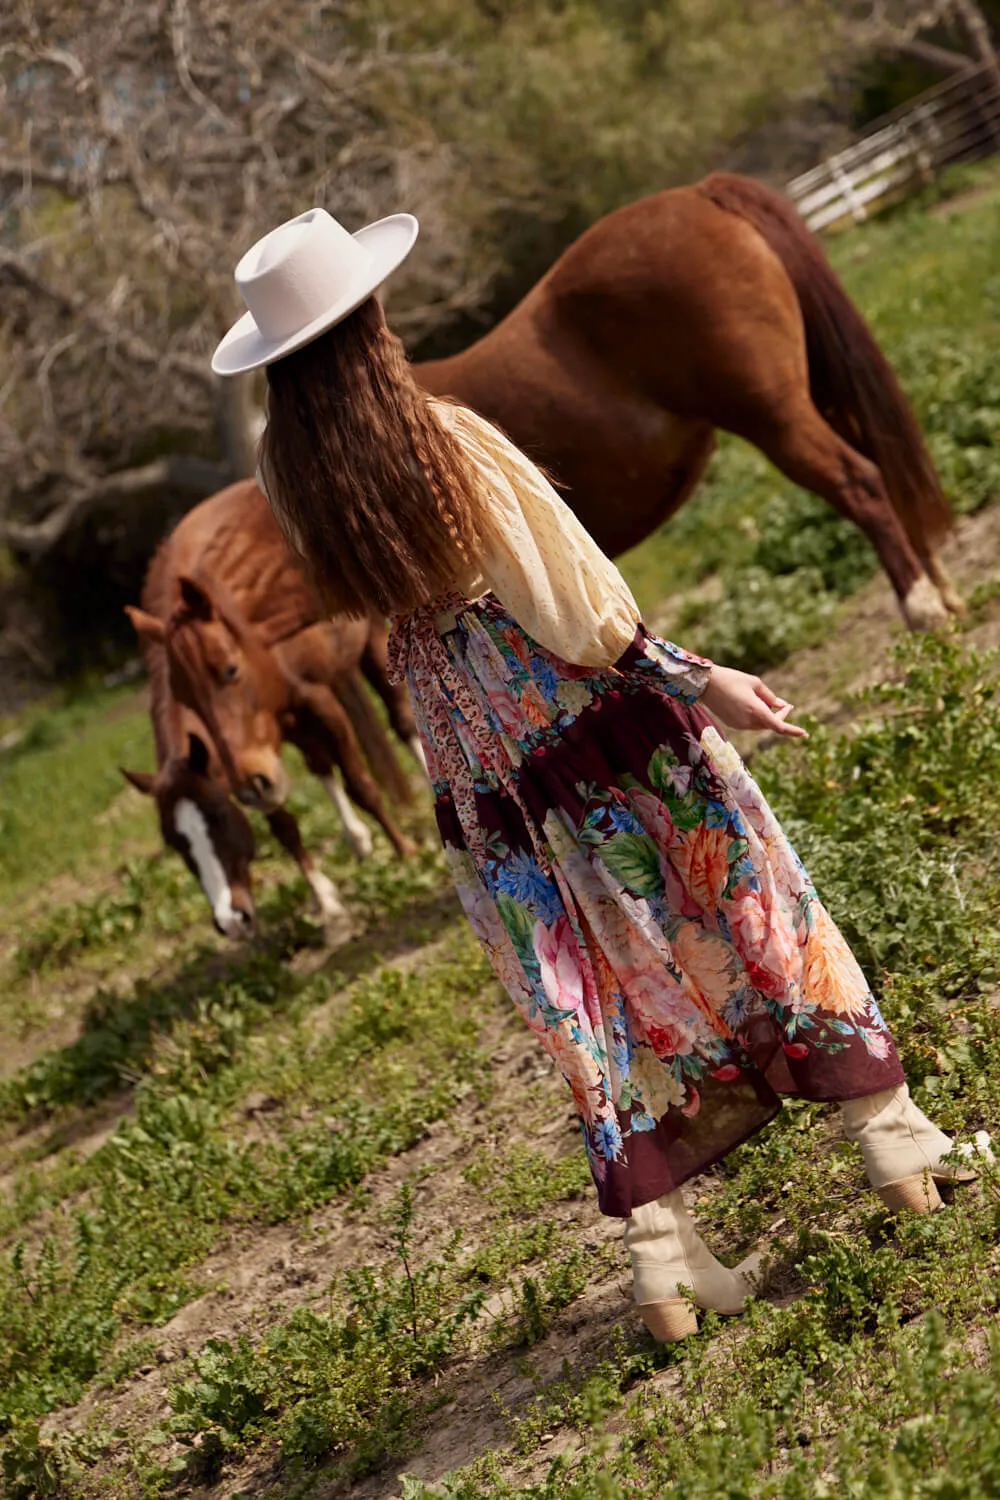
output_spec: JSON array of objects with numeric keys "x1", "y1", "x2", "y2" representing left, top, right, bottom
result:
[{"x1": 235, "y1": 208, "x2": 368, "y2": 342}]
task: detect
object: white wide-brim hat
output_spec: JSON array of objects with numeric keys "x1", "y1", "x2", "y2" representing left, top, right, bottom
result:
[{"x1": 211, "y1": 207, "x2": 419, "y2": 377}]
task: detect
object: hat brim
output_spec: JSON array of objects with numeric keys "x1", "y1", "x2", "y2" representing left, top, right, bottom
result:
[{"x1": 211, "y1": 213, "x2": 419, "y2": 377}]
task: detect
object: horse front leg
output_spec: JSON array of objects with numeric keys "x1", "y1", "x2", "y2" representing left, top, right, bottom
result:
[
  {"x1": 265, "y1": 806, "x2": 352, "y2": 938},
  {"x1": 291, "y1": 682, "x2": 418, "y2": 858},
  {"x1": 321, "y1": 766, "x2": 375, "y2": 861}
]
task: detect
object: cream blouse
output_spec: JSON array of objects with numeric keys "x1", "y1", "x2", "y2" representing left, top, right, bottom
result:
[
  {"x1": 435, "y1": 402, "x2": 641, "y2": 668},
  {"x1": 256, "y1": 401, "x2": 692, "y2": 676}
]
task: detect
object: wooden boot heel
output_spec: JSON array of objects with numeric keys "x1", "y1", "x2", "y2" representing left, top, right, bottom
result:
[
  {"x1": 639, "y1": 1299, "x2": 698, "y2": 1342},
  {"x1": 878, "y1": 1171, "x2": 943, "y2": 1213}
]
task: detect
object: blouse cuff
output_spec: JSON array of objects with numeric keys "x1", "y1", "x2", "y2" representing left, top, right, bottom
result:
[{"x1": 642, "y1": 635, "x2": 713, "y2": 703}]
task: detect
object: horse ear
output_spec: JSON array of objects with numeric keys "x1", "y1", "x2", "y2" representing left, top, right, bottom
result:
[
  {"x1": 187, "y1": 731, "x2": 211, "y2": 777},
  {"x1": 178, "y1": 575, "x2": 215, "y2": 622},
  {"x1": 121, "y1": 767, "x2": 156, "y2": 796},
  {"x1": 125, "y1": 606, "x2": 165, "y2": 643}
]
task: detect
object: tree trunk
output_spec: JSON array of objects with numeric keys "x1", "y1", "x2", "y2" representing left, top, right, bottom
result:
[{"x1": 214, "y1": 375, "x2": 262, "y2": 481}]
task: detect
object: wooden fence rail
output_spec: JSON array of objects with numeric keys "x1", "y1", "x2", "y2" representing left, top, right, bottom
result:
[{"x1": 786, "y1": 62, "x2": 1000, "y2": 232}]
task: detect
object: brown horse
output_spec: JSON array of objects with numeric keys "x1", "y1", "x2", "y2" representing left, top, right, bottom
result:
[
  {"x1": 416, "y1": 173, "x2": 957, "y2": 630},
  {"x1": 120, "y1": 626, "x2": 364, "y2": 940},
  {"x1": 125, "y1": 481, "x2": 424, "y2": 929}
]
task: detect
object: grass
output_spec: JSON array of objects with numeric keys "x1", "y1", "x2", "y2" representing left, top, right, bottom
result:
[{"x1": 3, "y1": 160, "x2": 1000, "y2": 1498}]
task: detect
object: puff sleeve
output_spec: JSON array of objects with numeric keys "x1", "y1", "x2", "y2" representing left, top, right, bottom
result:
[{"x1": 442, "y1": 404, "x2": 710, "y2": 695}]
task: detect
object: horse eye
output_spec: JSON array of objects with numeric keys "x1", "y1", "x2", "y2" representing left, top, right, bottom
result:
[{"x1": 221, "y1": 663, "x2": 239, "y2": 684}]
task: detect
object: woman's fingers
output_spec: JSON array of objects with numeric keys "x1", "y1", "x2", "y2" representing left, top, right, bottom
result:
[
  {"x1": 753, "y1": 688, "x2": 808, "y2": 737},
  {"x1": 754, "y1": 679, "x2": 786, "y2": 711}
]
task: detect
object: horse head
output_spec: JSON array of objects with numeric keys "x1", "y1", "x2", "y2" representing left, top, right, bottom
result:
[
  {"x1": 121, "y1": 731, "x2": 258, "y2": 940},
  {"x1": 127, "y1": 576, "x2": 292, "y2": 814}
]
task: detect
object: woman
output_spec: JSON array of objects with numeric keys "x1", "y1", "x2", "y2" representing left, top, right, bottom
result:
[{"x1": 213, "y1": 207, "x2": 984, "y2": 1342}]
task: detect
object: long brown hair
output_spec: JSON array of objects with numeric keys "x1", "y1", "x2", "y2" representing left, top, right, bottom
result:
[{"x1": 258, "y1": 296, "x2": 486, "y2": 617}]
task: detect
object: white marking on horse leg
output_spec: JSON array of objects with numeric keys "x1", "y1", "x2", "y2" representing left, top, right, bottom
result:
[
  {"x1": 926, "y1": 553, "x2": 965, "y2": 616},
  {"x1": 321, "y1": 773, "x2": 374, "y2": 860},
  {"x1": 902, "y1": 576, "x2": 949, "y2": 633},
  {"x1": 174, "y1": 798, "x2": 244, "y2": 939},
  {"x1": 407, "y1": 734, "x2": 429, "y2": 779},
  {"x1": 306, "y1": 867, "x2": 349, "y2": 922}
]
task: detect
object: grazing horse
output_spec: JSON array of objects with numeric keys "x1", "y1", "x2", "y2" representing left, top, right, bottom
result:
[
  {"x1": 121, "y1": 629, "x2": 356, "y2": 940},
  {"x1": 124, "y1": 480, "x2": 424, "y2": 934},
  {"x1": 416, "y1": 173, "x2": 958, "y2": 631}
]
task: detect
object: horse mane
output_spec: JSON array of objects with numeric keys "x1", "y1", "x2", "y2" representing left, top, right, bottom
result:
[{"x1": 139, "y1": 541, "x2": 182, "y2": 768}]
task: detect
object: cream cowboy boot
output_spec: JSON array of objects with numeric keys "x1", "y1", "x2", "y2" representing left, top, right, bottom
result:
[
  {"x1": 842, "y1": 1083, "x2": 993, "y2": 1213},
  {"x1": 624, "y1": 1189, "x2": 762, "y2": 1342}
]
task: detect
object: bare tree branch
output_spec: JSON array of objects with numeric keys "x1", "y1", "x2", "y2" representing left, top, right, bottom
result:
[{"x1": 1, "y1": 455, "x2": 233, "y2": 557}]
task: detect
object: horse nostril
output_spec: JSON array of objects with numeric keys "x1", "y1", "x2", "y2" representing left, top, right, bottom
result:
[{"x1": 249, "y1": 772, "x2": 273, "y2": 798}]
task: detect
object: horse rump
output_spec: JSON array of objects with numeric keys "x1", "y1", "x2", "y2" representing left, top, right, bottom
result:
[{"x1": 696, "y1": 171, "x2": 952, "y2": 549}]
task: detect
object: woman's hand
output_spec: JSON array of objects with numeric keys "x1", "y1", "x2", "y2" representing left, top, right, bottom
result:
[{"x1": 701, "y1": 665, "x2": 807, "y2": 738}]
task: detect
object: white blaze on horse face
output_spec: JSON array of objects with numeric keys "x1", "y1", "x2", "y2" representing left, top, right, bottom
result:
[
  {"x1": 321, "y1": 773, "x2": 374, "y2": 860},
  {"x1": 407, "y1": 735, "x2": 429, "y2": 779},
  {"x1": 174, "y1": 798, "x2": 243, "y2": 939}
]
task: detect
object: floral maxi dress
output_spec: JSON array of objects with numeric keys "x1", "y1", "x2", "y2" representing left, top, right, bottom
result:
[{"x1": 388, "y1": 418, "x2": 904, "y2": 1220}]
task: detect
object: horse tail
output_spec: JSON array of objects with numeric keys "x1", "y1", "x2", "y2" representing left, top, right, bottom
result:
[
  {"x1": 695, "y1": 171, "x2": 952, "y2": 547},
  {"x1": 338, "y1": 672, "x2": 414, "y2": 807}
]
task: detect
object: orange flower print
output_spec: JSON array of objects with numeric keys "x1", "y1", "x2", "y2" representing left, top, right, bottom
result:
[
  {"x1": 673, "y1": 922, "x2": 735, "y2": 1017},
  {"x1": 672, "y1": 824, "x2": 731, "y2": 910},
  {"x1": 505, "y1": 629, "x2": 533, "y2": 668},
  {"x1": 522, "y1": 689, "x2": 552, "y2": 730},
  {"x1": 802, "y1": 903, "x2": 871, "y2": 1019}
]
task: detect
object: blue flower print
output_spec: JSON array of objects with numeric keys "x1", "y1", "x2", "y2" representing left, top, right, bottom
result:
[
  {"x1": 495, "y1": 849, "x2": 564, "y2": 925},
  {"x1": 596, "y1": 1116, "x2": 624, "y2": 1160},
  {"x1": 530, "y1": 655, "x2": 561, "y2": 699}
]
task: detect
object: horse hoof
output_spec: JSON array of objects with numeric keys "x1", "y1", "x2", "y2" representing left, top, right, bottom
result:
[
  {"x1": 902, "y1": 577, "x2": 950, "y2": 634},
  {"x1": 348, "y1": 828, "x2": 375, "y2": 861},
  {"x1": 323, "y1": 911, "x2": 356, "y2": 948}
]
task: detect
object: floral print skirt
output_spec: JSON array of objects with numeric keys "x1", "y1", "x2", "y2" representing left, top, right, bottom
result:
[{"x1": 388, "y1": 594, "x2": 903, "y2": 1219}]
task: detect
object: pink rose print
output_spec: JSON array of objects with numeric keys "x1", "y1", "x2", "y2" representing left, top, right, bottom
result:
[
  {"x1": 629, "y1": 789, "x2": 676, "y2": 853},
  {"x1": 534, "y1": 915, "x2": 587, "y2": 1022}
]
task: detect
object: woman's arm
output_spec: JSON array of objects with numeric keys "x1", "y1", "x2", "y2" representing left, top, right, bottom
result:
[
  {"x1": 445, "y1": 405, "x2": 807, "y2": 736},
  {"x1": 445, "y1": 405, "x2": 709, "y2": 698}
]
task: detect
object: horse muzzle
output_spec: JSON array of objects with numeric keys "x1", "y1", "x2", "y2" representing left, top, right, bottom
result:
[{"x1": 235, "y1": 759, "x2": 290, "y2": 813}]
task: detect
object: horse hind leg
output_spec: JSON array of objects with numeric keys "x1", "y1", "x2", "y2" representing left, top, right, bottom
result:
[
  {"x1": 360, "y1": 628, "x2": 428, "y2": 777},
  {"x1": 749, "y1": 404, "x2": 950, "y2": 632},
  {"x1": 924, "y1": 552, "x2": 965, "y2": 617},
  {"x1": 265, "y1": 806, "x2": 353, "y2": 940},
  {"x1": 295, "y1": 681, "x2": 418, "y2": 858}
]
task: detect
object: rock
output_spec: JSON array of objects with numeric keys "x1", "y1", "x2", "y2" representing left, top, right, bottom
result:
[{"x1": 243, "y1": 1091, "x2": 281, "y2": 1117}]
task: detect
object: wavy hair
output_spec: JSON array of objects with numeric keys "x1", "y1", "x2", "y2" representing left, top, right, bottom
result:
[{"x1": 258, "y1": 296, "x2": 486, "y2": 618}]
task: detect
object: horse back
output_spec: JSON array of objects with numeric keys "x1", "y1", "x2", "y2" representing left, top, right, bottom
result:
[{"x1": 143, "y1": 479, "x2": 324, "y2": 648}]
